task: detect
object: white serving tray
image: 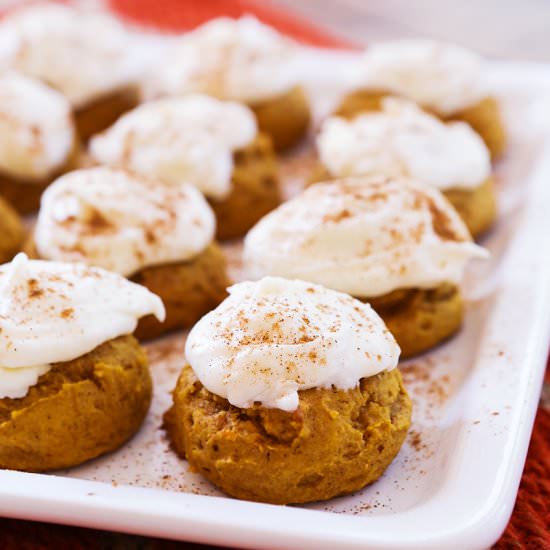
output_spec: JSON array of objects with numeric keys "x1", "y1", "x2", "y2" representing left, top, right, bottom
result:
[{"x1": 1, "y1": 51, "x2": 550, "y2": 550}]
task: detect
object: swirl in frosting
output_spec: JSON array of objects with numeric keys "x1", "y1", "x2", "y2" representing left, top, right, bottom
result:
[
  {"x1": 35, "y1": 167, "x2": 216, "y2": 277},
  {"x1": 318, "y1": 98, "x2": 491, "y2": 190},
  {"x1": 244, "y1": 177, "x2": 488, "y2": 298},
  {"x1": 185, "y1": 277, "x2": 400, "y2": 411},
  {"x1": 0, "y1": 253, "x2": 165, "y2": 398}
]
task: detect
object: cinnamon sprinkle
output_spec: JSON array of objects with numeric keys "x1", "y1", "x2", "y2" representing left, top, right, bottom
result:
[
  {"x1": 426, "y1": 196, "x2": 461, "y2": 241},
  {"x1": 60, "y1": 308, "x2": 74, "y2": 319},
  {"x1": 27, "y1": 278, "x2": 44, "y2": 299}
]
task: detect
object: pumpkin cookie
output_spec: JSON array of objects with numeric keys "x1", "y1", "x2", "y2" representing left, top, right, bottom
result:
[
  {"x1": 315, "y1": 98, "x2": 497, "y2": 237},
  {"x1": 0, "y1": 3, "x2": 142, "y2": 141},
  {"x1": 0, "y1": 71, "x2": 79, "y2": 213},
  {"x1": 367, "y1": 284, "x2": 463, "y2": 359},
  {"x1": 89, "y1": 95, "x2": 281, "y2": 240},
  {"x1": 144, "y1": 16, "x2": 311, "y2": 151},
  {"x1": 30, "y1": 167, "x2": 230, "y2": 339},
  {"x1": 0, "y1": 198, "x2": 24, "y2": 263},
  {"x1": 244, "y1": 177, "x2": 489, "y2": 357},
  {"x1": 0, "y1": 253, "x2": 164, "y2": 472},
  {"x1": 249, "y1": 86, "x2": 311, "y2": 153},
  {"x1": 335, "y1": 40, "x2": 506, "y2": 159},
  {"x1": 165, "y1": 277, "x2": 411, "y2": 504}
]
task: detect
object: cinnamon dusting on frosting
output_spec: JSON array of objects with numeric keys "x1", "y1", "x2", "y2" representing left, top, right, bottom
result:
[
  {"x1": 27, "y1": 278, "x2": 43, "y2": 299},
  {"x1": 34, "y1": 167, "x2": 215, "y2": 276},
  {"x1": 0, "y1": 253, "x2": 165, "y2": 399},
  {"x1": 425, "y1": 195, "x2": 462, "y2": 241},
  {"x1": 185, "y1": 277, "x2": 399, "y2": 411},
  {"x1": 244, "y1": 176, "x2": 488, "y2": 298}
]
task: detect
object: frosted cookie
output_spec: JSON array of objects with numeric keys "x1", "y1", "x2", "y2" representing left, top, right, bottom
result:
[
  {"x1": 244, "y1": 177, "x2": 489, "y2": 357},
  {"x1": 0, "y1": 3, "x2": 142, "y2": 141},
  {"x1": 144, "y1": 17, "x2": 311, "y2": 151},
  {"x1": 164, "y1": 277, "x2": 411, "y2": 504},
  {"x1": 28, "y1": 167, "x2": 230, "y2": 339},
  {"x1": 0, "y1": 197, "x2": 24, "y2": 263},
  {"x1": 335, "y1": 40, "x2": 506, "y2": 159},
  {"x1": 89, "y1": 95, "x2": 281, "y2": 240},
  {"x1": 315, "y1": 98, "x2": 496, "y2": 237},
  {"x1": 0, "y1": 71, "x2": 78, "y2": 213},
  {"x1": 0, "y1": 253, "x2": 164, "y2": 472}
]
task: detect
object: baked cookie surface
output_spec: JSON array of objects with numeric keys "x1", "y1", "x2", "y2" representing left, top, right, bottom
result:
[
  {"x1": 0, "y1": 197, "x2": 24, "y2": 263},
  {"x1": 0, "y1": 335, "x2": 151, "y2": 472},
  {"x1": 0, "y1": 139, "x2": 81, "y2": 215},
  {"x1": 166, "y1": 366, "x2": 411, "y2": 504},
  {"x1": 74, "y1": 86, "x2": 140, "y2": 142},
  {"x1": 249, "y1": 85, "x2": 311, "y2": 152},
  {"x1": 449, "y1": 97, "x2": 507, "y2": 160},
  {"x1": 133, "y1": 244, "x2": 230, "y2": 340},
  {"x1": 443, "y1": 177, "x2": 497, "y2": 238},
  {"x1": 212, "y1": 133, "x2": 281, "y2": 240},
  {"x1": 368, "y1": 284, "x2": 463, "y2": 358}
]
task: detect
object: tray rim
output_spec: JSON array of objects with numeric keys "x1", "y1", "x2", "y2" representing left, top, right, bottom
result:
[{"x1": 1, "y1": 59, "x2": 550, "y2": 550}]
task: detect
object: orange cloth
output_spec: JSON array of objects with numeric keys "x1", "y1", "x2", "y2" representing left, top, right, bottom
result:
[{"x1": 493, "y1": 367, "x2": 550, "y2": 549}]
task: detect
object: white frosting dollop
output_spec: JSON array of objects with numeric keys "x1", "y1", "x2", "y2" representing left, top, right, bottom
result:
[
  {"x1": 0, "y1": 364, "x2": 51, "y2": 399},
  {"x1": 35, "y1": 167, "x2": 215, "y2": 277},
  {"x1": 185, "y1": 277, "x2": 400, "y2": 412},
  {"x1": 318, "y1": 99, "x2": 491, "y2": 190},
  {"x1": 353, "y1": 40, "x2": 485, "y2": 115},
  {"x1": 0, "y1": 70, "x2": 75, "y2": 181},
  {"x1": 244, "y1": 177, "x2": 488, "y2": 298},
  {"x1": 0, "y1": 253, "x2": 165, "y2": 399},
  {"x1": 89, "y1": 96, "x2": 258, "y2": 200},
  {"x1": 0, "y1": 3, "x2": 142, "y2": 108},
  {"x1": 145, "y1": 16, "x2": 299, "y2": 103}
]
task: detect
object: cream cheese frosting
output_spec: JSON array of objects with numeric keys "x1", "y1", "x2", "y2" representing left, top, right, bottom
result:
[
  {"x1": 318, "y1": 98, "x2": 491, "y2": 190},
  {"x1": 89, "y1": 95, "x2": 257, "y2": 200},
  {"x1": 0, "y1": 253, "x2": 165, "y2": 399},
  {"x1": 0, "y1": 3, "x2": 142, "y2": 108},
  {"x1": 353, "y1": 40, "x2": 486, "y2": 115},
  {"x1": 0, "y1": 70, "x2": 75, "y2": 181},
  {"x1": 185, "y1": 277, "x2": 400, "y2": 412},
  {"x1": 34, "y1": 167, "x2": 216, "y2": 277},
  {"x1": 244, "y1": 177, "x2": 488, "y2": 298},
  {"x1": 144, "y1": 16, "x2": 299, "y2": 103}
]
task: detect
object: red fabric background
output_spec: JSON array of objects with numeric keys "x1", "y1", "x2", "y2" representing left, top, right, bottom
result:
[
  {"x1": 109, "y1": 0, "x2": 358, "y2": 48},
  {"x1": 0, "y1": 1, "x2": 548, "y2": 547}
]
